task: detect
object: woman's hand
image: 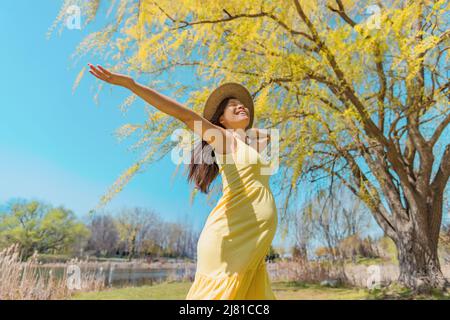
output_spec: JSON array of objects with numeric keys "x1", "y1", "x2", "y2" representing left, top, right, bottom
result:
[{"x1": 88, "y1": 64, "x2": 134, "y2": 88}]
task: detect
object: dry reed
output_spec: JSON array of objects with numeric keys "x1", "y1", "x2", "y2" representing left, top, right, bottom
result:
[{"x1": 0, "y1": 244, "x2": 105, "y2": 300}]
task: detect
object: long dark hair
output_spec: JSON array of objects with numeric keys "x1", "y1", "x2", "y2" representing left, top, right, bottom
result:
[{"x1": 187, "y1": 96, "x2": 236, "y2": 193}]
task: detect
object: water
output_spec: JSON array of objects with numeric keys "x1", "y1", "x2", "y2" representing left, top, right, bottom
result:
[
  {"x1": 104, "y1": 267, "x2": 187, "y2": 287},
  {"x1": 35, "y1": 265, "x2": 194, "y2": 288}
]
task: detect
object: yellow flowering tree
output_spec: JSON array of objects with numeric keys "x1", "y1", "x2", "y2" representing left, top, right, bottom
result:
[{"x1": 52, "y1": 0, "x2": 450, "y2": 291}]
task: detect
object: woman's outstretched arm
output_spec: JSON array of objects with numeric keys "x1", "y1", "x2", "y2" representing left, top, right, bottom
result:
[{"x1": 88, "y1": 64, "x2": 232, "y2": 154}]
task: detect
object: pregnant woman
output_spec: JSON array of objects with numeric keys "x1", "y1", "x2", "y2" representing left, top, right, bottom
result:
[{"x1": 88, "y1": 64, "x2": 278, "y2": 300}]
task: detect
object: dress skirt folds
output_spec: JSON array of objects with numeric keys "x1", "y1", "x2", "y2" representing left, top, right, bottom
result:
[{"x1": 186, "y1": 135, "x2": 278, "y2": 300}]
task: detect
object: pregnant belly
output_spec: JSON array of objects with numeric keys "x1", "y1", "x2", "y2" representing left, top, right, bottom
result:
[
  {"x1": 208, "y1": 187, "x2": 277, "y2": 235},
  {"x1": 197, "y1": 189, "x2": 277, "y2": 275}
]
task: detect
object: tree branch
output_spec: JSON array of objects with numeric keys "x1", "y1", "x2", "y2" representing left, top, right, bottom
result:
[
  {"x1": 430, "y1": 113, "x2": 450, "y2": 147},
  {"x1": 431, "y1": 144, "x2": 450, "y2": 194},
  {"x1": 326, "y1": 0, "x2": 356, "y2": 27}
]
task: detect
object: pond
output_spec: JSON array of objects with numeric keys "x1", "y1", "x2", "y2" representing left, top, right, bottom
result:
[{"x1": 34, "y1": 265, "x2": 195, "y2": 288}]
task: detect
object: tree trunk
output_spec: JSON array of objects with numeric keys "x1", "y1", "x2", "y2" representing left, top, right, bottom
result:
[
  {"x1": 394, "y1": 227, "x2": 448, "y2": 292},
  {"x1": 128, "y1": 235, "x2": 136, "y2": 262}
]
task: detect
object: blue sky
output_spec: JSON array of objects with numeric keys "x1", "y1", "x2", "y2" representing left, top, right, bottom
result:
[
  {"x1": 0, "y1": 2, "x2": 210, "y2": 236},
  {"x1": 0, "y1": 1, "x2": 295, "y2": 249}
]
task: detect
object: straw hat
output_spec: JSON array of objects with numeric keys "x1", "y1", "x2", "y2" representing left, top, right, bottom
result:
[{"x1": 203, "y1": 82, "x2": 254, "y2": 129}]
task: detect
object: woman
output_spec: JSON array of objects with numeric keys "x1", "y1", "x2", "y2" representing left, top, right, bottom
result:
[{"x1": 88, "y1": 64, "x2": 278, "y2": 299}]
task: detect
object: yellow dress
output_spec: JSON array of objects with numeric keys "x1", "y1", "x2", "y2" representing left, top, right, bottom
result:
[{"x1": 186, "y1": 133, "x2": 278, "y2": 300}]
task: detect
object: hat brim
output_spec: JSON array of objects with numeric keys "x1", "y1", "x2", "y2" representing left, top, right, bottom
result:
[{"x1": 203, "y1": 82, "x2": 254, "y2": 129}]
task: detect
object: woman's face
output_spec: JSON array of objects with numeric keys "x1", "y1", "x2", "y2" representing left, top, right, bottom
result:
[{"x1": 219, "y1": 98, "x2": 250, "y2": 129}]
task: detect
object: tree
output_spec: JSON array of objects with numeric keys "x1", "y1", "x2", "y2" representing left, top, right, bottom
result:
[
  {"x1": 114, "y1": 207, "x2": 159, "y2": 260},
  {"x1": 0, "y1": 199, "x2": 90, "y2": 258},
  {"x1": 86, "y1": 213, "x2": 119, "y2": 256},
  {"x1": 53, "y1": 0, "x2": 450, "y2": 290},
  {"x1": 266, "y1": 245, "x2": 280, "y2": 262},
  {"x1": 299, "y1": 185, "x2": 373, "y2": 261},
  {"x1": 292, "y1": 203, "x2": 314, "y2": 261}
]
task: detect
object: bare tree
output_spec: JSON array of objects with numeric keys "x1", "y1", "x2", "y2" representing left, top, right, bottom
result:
[
  {"x1": 86, "y1": 214, "x2": 119, "y2": 256},
  {"x1": 298, "y1": 185, "x2": 374, "y2": 261},
  {"x1": 115, "y1": 207, "x2": 159, "y2": 260}
]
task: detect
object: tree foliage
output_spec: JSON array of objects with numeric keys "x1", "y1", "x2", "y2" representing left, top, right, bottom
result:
[{"x1": 0, "y1": 200, "x2": 90, "y2": 258}]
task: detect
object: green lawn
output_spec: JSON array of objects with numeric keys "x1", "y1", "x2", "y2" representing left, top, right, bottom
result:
[{"x1": 71, "y1": 280, "x2": 370, "y2": 300}]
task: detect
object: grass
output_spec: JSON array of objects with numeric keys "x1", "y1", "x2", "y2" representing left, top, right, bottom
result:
[
  {"x1": 73, "y1": 280, "x2": 450, "y2": 300},
  {"x1": 366, "y1": 283, "x2": 450, "y2": 300},
  {"x1": 72, "y1": 281, "x2": 191, "y2": 300},
  {"x1": 71, "y1": 280, "x2": 370, "y2": 300},
  {"x1": 272, "y1": 281, "x2": 369, "y2": 300}
]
